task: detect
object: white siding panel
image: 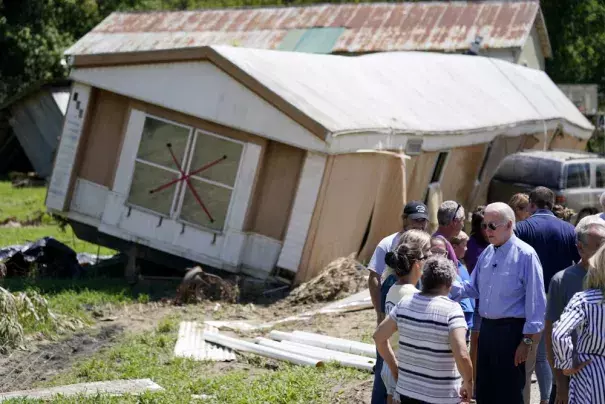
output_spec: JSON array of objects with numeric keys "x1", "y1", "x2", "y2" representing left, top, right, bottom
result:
[
  {"x1": 226, "y1": 142, "x2": 261, "y2": 231},
  {"x1": 71, "y1": 62, "x2": 326, "y2": 153},
  {"x1": 70, "y1": 179, "x2": 109, "y2": 219},
  {"x1": 242, "y1": 234, "x2": 283, "y2": 277},
  {"x1": 219, "y1": 230, "x2": 247, "y2": 267},
  {"x1": 277, "y1": 152, "x2": 326, "y2": 272},
  {"x1": 46, "y1": 83, "x2": 91, "y2": 212}
]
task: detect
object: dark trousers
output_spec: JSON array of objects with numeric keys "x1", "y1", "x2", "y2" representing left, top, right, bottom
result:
[
  {"x1": 477, "y1": 318, "x2": 526, "y2": 404},
  {"x1": 371, "y1": 348, "x2": 387, "y2": 404}
]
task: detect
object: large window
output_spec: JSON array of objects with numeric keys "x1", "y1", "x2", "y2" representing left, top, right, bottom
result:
[
  {"x1": 127, "y1": 115, "x2": 243, "y2": 232},
  {"x1": 565, "y1": 163, "x2": 590, "y2": 189}
]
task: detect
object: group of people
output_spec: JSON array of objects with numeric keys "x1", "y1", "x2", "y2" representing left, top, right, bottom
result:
[{"x1": 368, "y1": 187, "x2": 605, "y2": 404}]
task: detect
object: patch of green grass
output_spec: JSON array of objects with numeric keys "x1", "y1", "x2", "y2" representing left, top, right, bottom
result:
[
  {"x1": 0, "y1": 181, "x2": 115, "y2": 254},
  {"x1": 9, "y1": 324, "x2": 367, "y2": 404},
  {"x1": 0, "y1": 182, "x2": 47, "y2": 221}
]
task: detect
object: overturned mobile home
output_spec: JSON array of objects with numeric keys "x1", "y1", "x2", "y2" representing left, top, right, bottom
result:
[{"x1": 45, "y1": 46, "x2": 593, "y2": 283}]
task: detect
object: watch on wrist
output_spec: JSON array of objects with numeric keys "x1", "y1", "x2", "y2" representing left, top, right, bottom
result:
[{"x1": 522, "y1": 337, "x2": 533, "y2": 346}]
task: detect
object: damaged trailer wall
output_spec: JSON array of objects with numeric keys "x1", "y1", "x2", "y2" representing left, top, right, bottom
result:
[{"x1": 295, "y1": 152, "x2": 405, "y2": 284}]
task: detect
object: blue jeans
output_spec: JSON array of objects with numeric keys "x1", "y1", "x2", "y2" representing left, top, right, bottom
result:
[
  {"x1": 371, "y1": 349, "x2": 387, "y2": 404},
  {"x1": 536, "y1": 336, "x2": 553, "y2": 401}
]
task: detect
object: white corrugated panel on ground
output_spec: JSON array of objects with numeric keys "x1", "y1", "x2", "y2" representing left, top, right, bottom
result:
[
  {"x1": 0, "y1": 379, "x2": 163, "y2": 402},
  {"x1": 174, "y1": 321, "x2": 236, "y2": 361},
  {"x1": 212, "y1": 46, "x2": 594, "y2": 140}
]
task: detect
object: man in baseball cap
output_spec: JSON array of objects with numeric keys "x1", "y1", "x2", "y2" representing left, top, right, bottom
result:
[
  {"x1": 402, "y1": 201, "x2": 430, "y2": 230},
  {"x1": 368, "y1": 201, "x2": 429, "y2": 404}
]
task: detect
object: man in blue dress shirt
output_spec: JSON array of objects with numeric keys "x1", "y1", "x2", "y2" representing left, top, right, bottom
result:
[
  {"x1": 514, "y1": 187, "x2": 579, "y2": 404},
  {"x1": 450, "y1": 202, "x2": 546, "y2": 404}
]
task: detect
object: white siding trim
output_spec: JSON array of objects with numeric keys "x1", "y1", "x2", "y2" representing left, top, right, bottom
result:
[
  {"x1": 70, "y1": 62, "x2": 326, "y2": 153},
  {"x1": 226, "y1": 142, "x2": 261, "y2": 231},
  {"x1": 70, "y1": 179, "x2": 109, "y2": 220},
  {"x1": 46, "y1": 83, "x2": 91, "y2": 211},
  {"x1": 277, "y1": 152, "x2": 327, "y2": 272}
]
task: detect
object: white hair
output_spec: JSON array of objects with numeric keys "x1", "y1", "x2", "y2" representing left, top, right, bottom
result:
[
  {"x1": 600, "y1": 191, "x2": 605, "y2": 210},
  {"x1": 485, "y1": 202, "x2": 516, "y2": 226},
  {"x1": 437, "y1": 200, "x2": 465, "y2": 226},
  {"x1": 576, "y1": 218, "x2": 605, "y2": 245}
]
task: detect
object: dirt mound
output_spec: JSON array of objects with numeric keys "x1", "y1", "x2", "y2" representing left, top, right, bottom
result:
[{"x1": 285, "y1": 254, "x2": 368, "y2": 305}]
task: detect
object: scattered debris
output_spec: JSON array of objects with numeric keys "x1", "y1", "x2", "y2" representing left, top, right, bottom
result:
[
  {"x1": 205, "y1": 289, "x2": 372, "y2": 332},
  {"x1": 8, "y1": 172, "x2": 46, "y2": 189},
  {"x1": 268, "y1": 330, "x2": 376, "y2": 358},
  {"x1": 0, "y1": 211, "x2": 45, "y2": 228},
  {"x1": 256, "y1": 337, "x2": 375, "y2": 372},
  {"x1": 0, "y1": 237, "x2": 81, "y2": 278},
  {"x1": 203, "y1": 332, "x2": 323, "y2": 368},
  {"x1": 174, "y1": 266, "x2": 239, "y2": 304},
  {"x1": 0, "y1": 237, "x2": 116, "y2": 278},
  {"x1": 173, "y1": 321, "x2": 236, "y2": 362},
  {"x1": 285, "y1": 254, "x2": 368, "y2": 305},
  {"x1": 203, "y1": 329, "x2": 374, "y2": 372},
  {"x1": 0, "y1": 379, "x2": 164, "y2": 402}
]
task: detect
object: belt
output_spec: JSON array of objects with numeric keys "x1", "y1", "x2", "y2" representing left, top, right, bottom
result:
[{"x1": 482, "y1": 317, "x2": 525, "y2": 324}]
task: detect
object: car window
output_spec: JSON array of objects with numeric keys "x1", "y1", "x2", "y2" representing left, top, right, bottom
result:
[
  {"x1": 493, "y1": 155, "x2": 561, "y2": 189},
  {"x1": 596, "y1": 164, "x2": 605, "y2": 188},
  {"x1": 565, "y1": 163, "x2": 590, "y2": 189}
]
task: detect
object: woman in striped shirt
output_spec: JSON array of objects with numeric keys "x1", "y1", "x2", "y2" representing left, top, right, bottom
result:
[
  {"x1": 374, "y1": 256, "x2": 473, "y2": 404},
  {"x1": 553, "y1": 242, "x2": 605, "y2": 404}
]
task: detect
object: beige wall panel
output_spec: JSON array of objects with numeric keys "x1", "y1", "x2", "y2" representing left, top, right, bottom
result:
[
  {"x1": 407, "y1": 152, "x2": 438, "y2": 201},
  {"x1": 247, "y1": 141, "x2": 305, "y2": 241},
  {"x1": 358, "y1": 154, "x2": 407, "y2": 262},
  {"x1": 550, "y1": 132, "x2": 589, "y2": 151},
  {"x1": 78, "y1": 90, "x2": 130, "y2": 187},
  {"x1": 468, "y1": 136, "x2": 525, "y2": 209},
  {"x1": 295, "y1": 153, "x2": 385, "y2": 283},
  {"x1": 440, "y1": 145, "x2": 486, "y2": 206}
]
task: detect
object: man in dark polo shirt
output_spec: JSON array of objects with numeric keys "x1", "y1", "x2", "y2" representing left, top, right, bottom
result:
[{"x1": 514, "y1": 186, "x2": 580, "y2": 404}]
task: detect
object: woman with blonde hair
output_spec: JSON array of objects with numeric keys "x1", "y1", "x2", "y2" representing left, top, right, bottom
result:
[
  {"x1": 509, "y1": 193, "x2": 530, "y2": 222},
  {"x1": 553, "y1": 243, "x2": 605, "y2": 403}
]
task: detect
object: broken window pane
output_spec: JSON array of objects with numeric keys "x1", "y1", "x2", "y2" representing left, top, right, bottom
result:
[
  {"x1": 128, "y1": 162, "x2": 179, "y2": 216},
  {"x1": 190, "y1": 132, "x2": 243, "y2": 187},
  {"x1": 180, "y1": 178, "x2": 232, "y2": 231},
  {"x1": 137, "y1": 117, "x2": 190, "y2": 168}
]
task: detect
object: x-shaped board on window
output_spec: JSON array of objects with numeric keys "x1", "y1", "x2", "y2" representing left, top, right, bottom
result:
[{"x1": 148, "y1": 143, "x2": 227, "y2": 224}]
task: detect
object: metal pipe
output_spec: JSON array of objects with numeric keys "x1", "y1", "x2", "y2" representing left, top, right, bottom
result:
[
  {"x1": 255, "y1": 338, "x2": 374, "y2": 372},
  {"x1": 268, "y1": 330, "x2": 376, "y2": 358},
  {"x1": 203, "y1": 332, "x2": 323, "y2": 368}
]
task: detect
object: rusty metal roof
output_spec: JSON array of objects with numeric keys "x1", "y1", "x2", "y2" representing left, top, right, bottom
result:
[{"x1": 66, "y1": 1, "x2": 551, "y2": 57}]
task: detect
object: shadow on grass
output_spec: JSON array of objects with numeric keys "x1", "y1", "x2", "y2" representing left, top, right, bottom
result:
[{"x1": 0, "y1": 276, "x2": 181, "y2": 304}]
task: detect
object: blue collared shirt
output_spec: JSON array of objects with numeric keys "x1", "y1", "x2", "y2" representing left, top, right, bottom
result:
[
  {"x1": 450, "y1": 234, "x2": 546, "y2": 334},
  {"x1": 514, "y1": 209, "x2": 580, "y2": 293}
]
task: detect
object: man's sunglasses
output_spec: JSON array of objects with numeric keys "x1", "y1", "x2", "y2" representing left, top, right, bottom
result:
[
  {"x1": 452, "y1": 203, "x2": 462, "y2": 222},
  {"x1": 481, "y1": 221, "x2": 505, "y2": 231}
]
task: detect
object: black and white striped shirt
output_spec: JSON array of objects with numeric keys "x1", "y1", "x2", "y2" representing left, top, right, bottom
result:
[
  {"x1": 389, "y1": 294, "x2": 467, "y2": 404},
  {"x1": 553, "y1": 289, "x2": 605, "y2": 404}
]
